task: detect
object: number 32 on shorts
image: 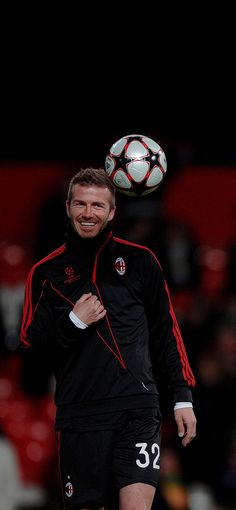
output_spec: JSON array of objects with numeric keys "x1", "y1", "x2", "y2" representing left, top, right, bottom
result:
[{"x1": 135, "y1": 442, "x2": 160, "y2": 469}]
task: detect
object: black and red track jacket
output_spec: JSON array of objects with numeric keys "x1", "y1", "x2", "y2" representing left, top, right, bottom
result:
[{"x1": 20, "y1": 224, "x2": 195, "y2": 426}]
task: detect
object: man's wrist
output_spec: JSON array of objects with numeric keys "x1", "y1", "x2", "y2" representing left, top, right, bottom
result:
[
  {"x1": 69, "y1": 311, "x2": 88, "y2": 329},
  {"x1": 174, "y1": 402, "x2": 193, "y2": 411}
]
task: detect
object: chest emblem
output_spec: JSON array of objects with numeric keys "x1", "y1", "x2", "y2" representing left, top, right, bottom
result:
[
  {"x1": 65, "y1": 480, "x2": 74, "y2": 498},
  {"x1": 64, "y1": 266, "x2": 80, "y2": 284},
  {"x1": 65, "y1": 266, "x2": 74, "y2": 277},
  {"x1": 115, "y1": 257, "x2": 126, "y2": 275}
]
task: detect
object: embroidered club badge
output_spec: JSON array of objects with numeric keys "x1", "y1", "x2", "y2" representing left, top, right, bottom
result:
[
  {"x1": 65, "y1": 481, "x2": 74, "y2": 498},
  {"x1": 115, "y1": 257, "x2": 126, "y2": 275}
]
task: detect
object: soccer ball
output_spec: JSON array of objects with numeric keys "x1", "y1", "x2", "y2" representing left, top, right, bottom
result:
[{"x1": 105, "y1": 134, "x2": 167, "y2": 197}]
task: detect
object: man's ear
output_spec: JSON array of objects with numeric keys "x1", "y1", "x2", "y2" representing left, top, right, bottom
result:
[
  {"x1": 66, "y1": 200, "x2": 70, "y2": 217},
  {"x1": 108, "y1": 206, "x2": 116, "y2": 222}
]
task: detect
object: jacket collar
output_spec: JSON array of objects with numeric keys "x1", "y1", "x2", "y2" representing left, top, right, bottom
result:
[{"x1": 65, "y1": 222, "x2": 113, "y2": 252}]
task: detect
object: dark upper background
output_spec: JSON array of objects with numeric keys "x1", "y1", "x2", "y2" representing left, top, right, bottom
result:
[{"x1": 0, "y1": 10, "x2": 235, "y2": 166}]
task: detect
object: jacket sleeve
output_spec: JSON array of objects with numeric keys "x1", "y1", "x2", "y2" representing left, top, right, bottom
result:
[
  {"x1": 20, "y1": 265, "x2": 87, "y2": 350},
  {"x1": 143, "y1": 250, "x2": 196, "y2": 403},
  {"x1": 20, "y1": 265, "x2": 56, "y2": 349}
]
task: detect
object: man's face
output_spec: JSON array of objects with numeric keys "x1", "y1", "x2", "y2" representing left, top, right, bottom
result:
[{"x1": 66, "y1": 184, "x2": 116, "y2": 239}]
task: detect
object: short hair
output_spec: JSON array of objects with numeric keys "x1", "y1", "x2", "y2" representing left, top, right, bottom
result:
[{"x1": 67, "y1": 167, "x2": 116, "y2": 206}]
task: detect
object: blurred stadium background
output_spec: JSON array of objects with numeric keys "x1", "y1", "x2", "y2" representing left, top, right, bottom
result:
[{"x1": 1, "y1": 151, "x2": 236, "y2": 510}]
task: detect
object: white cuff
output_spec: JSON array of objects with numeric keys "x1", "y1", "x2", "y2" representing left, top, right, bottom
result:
[
  {"x1": 174, "y1": 402, "x2": 193, "y2": 411},
  {"x1": 69, "y1": 311, "x2": 88, "y2": 329}
]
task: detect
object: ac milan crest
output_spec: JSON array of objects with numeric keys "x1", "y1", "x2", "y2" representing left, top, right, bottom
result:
[
  {"x1": 65, "y1": 481, "x2": 74, "y2": 498},
  {"x1": 115, "y1": 257, "x2": 126, "y2": 275}
]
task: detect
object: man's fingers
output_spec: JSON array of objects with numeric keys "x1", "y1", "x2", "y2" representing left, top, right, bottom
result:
[
  {"x1": 177, "y1": 421, "x2": 185, "y2": 438},
  {"x1": 94, "y1": 304, "x2": 106, "y2": 321},
  {"x1": 175, "y1": 414, "x2": 185, "y2": 438},
  {"x1": 181, "y1": 421, "x2": 197, "y2": 446},
  {"x1": 174, "y1": 408, "x2": 197, "y2": 447},
  {"x1": 96, "y1": 309, "x2": 107, "y2": 320},
  {"x1": 96, "y1": 304, "x2": 105, "y2": 314},
  {"x1": 182, "y1": 431, "x2": 196, "y2": 447},
  {"x1": 78, "y1": 292, "x2": 92, "y2": 303}
]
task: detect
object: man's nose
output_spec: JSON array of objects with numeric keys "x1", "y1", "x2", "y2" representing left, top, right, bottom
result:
[{"x1": 83, "y1": 205, "x2": 92, "y2": 217}]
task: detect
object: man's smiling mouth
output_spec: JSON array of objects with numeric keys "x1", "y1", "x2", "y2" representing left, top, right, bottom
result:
[{"x1": 80, "y1": 222, "x2": 96, "y2": 226}]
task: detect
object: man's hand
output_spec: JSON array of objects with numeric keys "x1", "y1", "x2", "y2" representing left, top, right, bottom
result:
[
  {"x1": 72, "y1": 293, "x2": 106, "y2": 326},
  {"x1": 174, "y1": 407, "x2": 197, "y2": 447}
]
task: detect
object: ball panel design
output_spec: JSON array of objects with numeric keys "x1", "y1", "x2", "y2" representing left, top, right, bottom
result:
[
  {"x1": 127, "y1": 160, "x2": 150, "y2": 182},
  {"x1": 126, "y1": 140, "x2": 149, "y2": 158},
  {"x1": 110, "y1": 137, "x2": 127, "y2": 156},
  {"x1": 113, "y1": 170, "x2": 131, "y2": 189},
  {"x1": 159, "y1": 151, "x2": 167, "y2": 173},
  {"x1": 146, "y1": 166, "x2": 163, "y2": 187},
  {"x1": 105, "y1": 155, "x2": 115, "y2": 175},
  {"x1": 142, "y1": 136, "x2": 161, "y2": 153}
]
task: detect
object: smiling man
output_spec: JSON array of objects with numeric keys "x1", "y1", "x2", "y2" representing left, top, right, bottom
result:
[{"x1": 20, "y1": 167, "x2": 196, "y2": 510}]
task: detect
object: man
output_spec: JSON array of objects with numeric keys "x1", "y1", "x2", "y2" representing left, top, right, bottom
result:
[{"x1": 20, "y1": 168, "x2": 196, "y2": 510}]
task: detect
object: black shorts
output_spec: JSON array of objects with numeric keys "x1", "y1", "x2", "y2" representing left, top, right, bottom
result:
[{"x1": 56, "y1": 407, "x2": 161, "y2": 509}]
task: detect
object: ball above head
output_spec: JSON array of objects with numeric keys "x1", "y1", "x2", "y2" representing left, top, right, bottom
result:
[{"x1": 105, "y1": 134, "x2": 167, "y2": 197}]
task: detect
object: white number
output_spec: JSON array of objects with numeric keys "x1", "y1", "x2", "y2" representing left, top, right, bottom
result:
[
  {"x1": 135, "y1": 442, "x2": 160, "y2": 469},
  {"x1": 135, "y1": 443, "x2": 149, "y2": 468},
  {"x1": 151, "y1": 443, "x2": 160, "y2": 469}
]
